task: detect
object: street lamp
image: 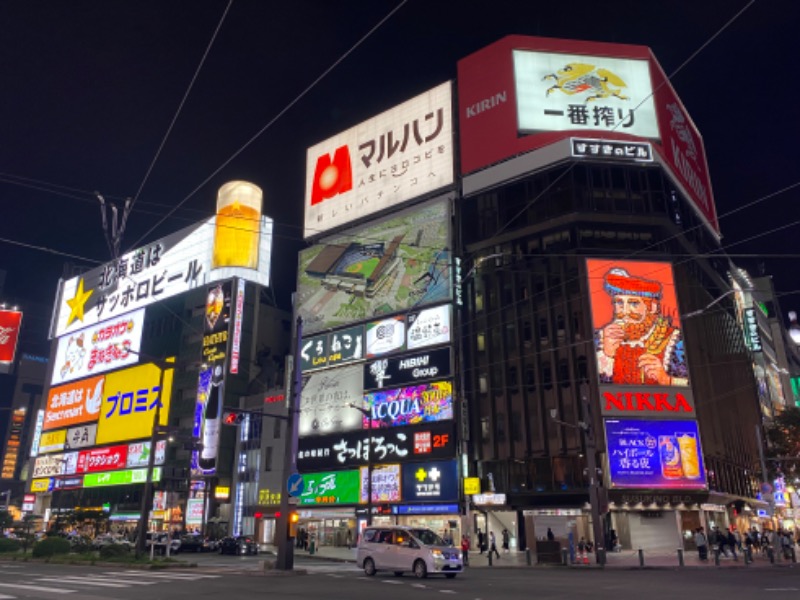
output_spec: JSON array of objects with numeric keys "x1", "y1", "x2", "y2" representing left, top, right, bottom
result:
[
  {"x1": 549, "y1": 383, "x2": 606, "y2": 566},
  {"x1": 349, "y1": 403, "x2": 374, "y2": 526}
]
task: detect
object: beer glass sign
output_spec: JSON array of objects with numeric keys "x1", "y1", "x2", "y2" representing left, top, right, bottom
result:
[{"x1": 212, "y1": 180, "x2": 262, "y2": 270}]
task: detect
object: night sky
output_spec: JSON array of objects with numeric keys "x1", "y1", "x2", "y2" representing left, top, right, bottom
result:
[{"x1": 1, "y1": 0, "x2": 798, "y2": 346}]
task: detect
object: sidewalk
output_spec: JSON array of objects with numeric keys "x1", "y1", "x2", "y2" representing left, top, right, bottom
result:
[{"x1": 278, "y1": 544, "x2": 799, "y2": 570}]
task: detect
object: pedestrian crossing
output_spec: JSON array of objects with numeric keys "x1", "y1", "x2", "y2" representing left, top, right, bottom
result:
[{"x1": 0, "y1": 570, "x2": 221, "y2": 598}]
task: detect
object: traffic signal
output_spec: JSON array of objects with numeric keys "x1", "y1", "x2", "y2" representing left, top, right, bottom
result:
[
  {"x1": 222, "y1": 410, "x2": 246, "y2": 425},
  {"x1": 288, "y1": 512, "x2": 299, "y2": 538}
]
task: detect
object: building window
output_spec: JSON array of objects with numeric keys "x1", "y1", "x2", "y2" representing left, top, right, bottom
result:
[
  {"x1": 264, "y1": 446, "x2": 273, "y2": 472},
  {"x1": 273, "y1": 417, "x2": 282, "y2": 439},
  {"x1": 496, "y1": 413, "x2": 506, "y2": 442},
  {"x1": 481, "y1": 417, "x2": 491, "y2": 442}
]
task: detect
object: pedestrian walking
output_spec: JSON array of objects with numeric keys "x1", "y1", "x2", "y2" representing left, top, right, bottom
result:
[
  {"x1": 726, "y1": 528, "x2": 738, "y2": 561},
  {"x1": 501, "y1": 528, "x2": 510, "y2": 553},
  {"x1": 546, "y1": 527, "x2": 555, "y2": 541},
  {"x1": 694, "y1": 527, "x2": 708, "y2": 561},
  {"x1": 461, "y1": 534, "x2": 471, "y2": 566},
  {"x1": 489, "y1": 531, "x2": 500, "y2": 559},
  {"x1": 477, "y1": 529, "x2": 485, "y2": 554}
]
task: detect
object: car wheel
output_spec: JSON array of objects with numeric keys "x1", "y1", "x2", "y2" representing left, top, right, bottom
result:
[
  {"x1": 393, "y1": 571, "x2": 404, "y2": 577},
  {"x1": 363, "y1": 558, "x2": 377, "y2": 576},
  {"x1": 445, "y1": 573, "x2": 457, "y2": 579},
  {"x1": 413, "y1": 559, "x2": 428, "y2": 579}
]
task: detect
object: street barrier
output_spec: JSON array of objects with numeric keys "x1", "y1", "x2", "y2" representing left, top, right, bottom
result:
[
  {"x1": 677, "y1": 548, "x2": 684, "y2": 567},
  {"x1": 638, "y1": 548, "x2": 644, "y2": 568}
]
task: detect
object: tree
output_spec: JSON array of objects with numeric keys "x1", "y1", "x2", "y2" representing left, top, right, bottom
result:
[
  {"x1": 765, "y1": 406, "x2": 800, "y2": 477},
  {"x1": 0, "y1": 510, "x2": 12, "y2": 531}
]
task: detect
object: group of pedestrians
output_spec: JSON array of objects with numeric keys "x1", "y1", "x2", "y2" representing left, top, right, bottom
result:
[{"x1": 694, "y1": 525, "x2": 799, "y2": 562}]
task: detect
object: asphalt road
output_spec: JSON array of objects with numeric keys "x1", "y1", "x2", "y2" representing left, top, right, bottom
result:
[{"x1": 2, "y1": 558, "x2": 800, "y2": 600}]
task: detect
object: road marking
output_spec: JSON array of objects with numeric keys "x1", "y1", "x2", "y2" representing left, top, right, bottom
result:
[
  {"x1": 104, "y1": 571, "x2": 219, "y2": 579},
  {"x1": 0, "y1": 583, "x2": 75, "y2": 594},
  {"x1": 39, "y1": 578, "x2": 129, "y2": 589},
  {"x1": 0, "y1": 594, "x2": 16, "y2": 599},
  {"x1": 411, "y1": 583, "x2": 427, "y2": 589},
  {"x1": 765, "y1": 589, "x2": 799, "y2": 592},
  {"x1": 381, "y1": 580, "x2": 404, "y2": 584},
  {"x1": 440, "y1": 591, "x2": 457, "y2": 595},
  {"x1": 90, "y1": 577, "x2": 157, "y2": 585}
]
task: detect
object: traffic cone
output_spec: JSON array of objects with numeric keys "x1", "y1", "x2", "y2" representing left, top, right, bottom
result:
[{"x1": 582, "y1": 550, "x2": 589, "y2": 565}]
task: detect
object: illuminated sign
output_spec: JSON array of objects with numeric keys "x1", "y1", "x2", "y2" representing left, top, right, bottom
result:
[
  {"x1": 363, "y1": 380, "x2": 454, "y2": 428},
  {"x1": 32, "y1": 454, "x2": 66, "y2": 478},
  {"x1": 0, "y1": 309, "x2": 23, "y2": 370},
  {"x1": 65, "y1": 423, "x2": 98, "y2": 450},
  {"x1": 366, "y1": 316, "x2": 406, "y2": 357},
  {"x1": 605, "y1": 419, "x2": 706, "y2": 489},
  {"x1": 396, "y1": 503, "x2": 459, "y2": 515},
  {"x1": 202, "y1": 281, "x2": 232, "y2": 365},
  {"x1": 402, "y1": 460, "x2": 458, "y2": 502},
  {"x1": 30, "y1": 410, "x2": 45, "y2": 457},
  {"x1": 214, "y1": 486, "x2": 230, "y2": 501},
  {"x1": 299, "y1": 325, "x2": 365, "y2": 373},
  {"x1": 296, "y1": 198, "x2": 452, "y2": 336},
  {"x1": 126, "y1": 440, "x2": 166, "y2": 468},
  {"x1": 299, "y1": 470, "x2": 361, "y2": 505},
  {"x1": 52, "y1": 215, "x2": 274, "y2": 338},
  {"x1": 513, "y1": 50, "x2": 659, "y2": 138},
  {"x1": 31, "y1": 478, "x2": 53, "y2": 493},
  {"x1": 363, "y1": 347, "x2": 452, "y2": 391},
  {"x1": 186, "y1": 499, "x2": 205, "y2": 525},
  {"x1": 600, "y1": 386, "x2": 696, "y2": 419},
  {"x1": 44, "y1": 375, "x2": 105, "y2": 431},
  {"x1": 473, "y1": 493, "x2": 507, "y2": 506},
  {"x1": 361, "y1": 464, "x2": 401, "y2": 504},
  {"x1": 744, "y1": 308, "x2": 762, "y2": 352},
  {"x1": 571, "y1": 138, "x2": 653, "y2": 162},
  {"x1": 297, "y1": 420, "x2": 456, "y2": 471},
  {"x1": 463, "y1": 477, "x2": 481, "y2": 495},
  {"x1": 82, "y1": 467, "x2": 162, "y2": 488},
  {"x1": 51, "y1": 309, "x2": 144, "y2": 386},
  {"x1": 230, "y1": 278, "x2": 245, "y2": 374},
  {"x1": 299, "y1": 365, "x2": 363, "y2": 437},
  {"x1": 77, "y1": 445, "x2": 128, "y2": 473},
  {"x1": 304, "y1": 82, "x2": 453, "y2": 238},
  {"x1": 258, "y1": 488, "x2": 281, "y2": 505},
  {"x1": 38, "y1": 429, "x2": 67, "y2": 454},
  {"x1": 1, "y1": 408, "x2": 26, "y2": 479},
  {"x1": 95, "y1": 362, "x2": 174, "y2": 445},
  {"x1": 406, "y1": 305, "x2": 451, "y2": 350},
  {"x1": 587, "y1": 259, "x2": 689, "y2": 388}
]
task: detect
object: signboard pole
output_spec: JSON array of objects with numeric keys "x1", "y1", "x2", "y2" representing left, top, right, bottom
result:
[
  {"x1": 581, "y1": 384, "x2": 606, "y2": 566},
  {"x1": 755, "y1": 424, "x2": 775, "y2": 518},
  {"x1": 275, "y1": 317, "x2": 303, "y2": 571}
]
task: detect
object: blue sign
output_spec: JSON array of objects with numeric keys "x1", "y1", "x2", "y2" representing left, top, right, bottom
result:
[
  {"x1": 396, "y1": 503, "x2": 460, "y2": 515},
  {"x1": 401, "y1": 460, "x2": 459, "y2": 502},
  {"x1": 605, "y1": 419, "x2": 706, "y2": 489},
  {"x1": 287, "y1": 472, "x2": 305, "y2": 497}
]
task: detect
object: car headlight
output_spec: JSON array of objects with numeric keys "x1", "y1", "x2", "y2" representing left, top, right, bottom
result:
[{"x1": 432, "y1": 549, "x2": 444, "y2": 559}]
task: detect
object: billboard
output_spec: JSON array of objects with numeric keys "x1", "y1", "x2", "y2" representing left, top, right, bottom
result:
[
  {"x1": 401, "y1": 460, "x2": 459, "y2": 502},
  {"x1": 406, "y1": 305, "x2": 451, "y2": 350},
  {"x1": 363, "y1": 380, "x2": 453, "y2": 428},
  {"x1": 38, "y1": 429, "x2": 66, "y2": 454},
  {"x1": 605, "y1": 419, "x2": 706, "y2": 489},
  {"x1": 1, "y1": 408, "x2": 25, "y2": 478},
  {"x1": 299, "y1": 469, "x2": 361, "y2": 505},
  {"x1": 0, "y1": 309, "x2": 23, "y2": 372},
  {"x1": 296, "y1": 198, "x2": 452, "y2": 336},
  {"x1": 366, "y1": 315, "x2": 406, "y2": 357},
  {"x1": 363, "y1": 347, "x2": 452, "y2": 391},
  {"x1": 51, "y1": 308, "x2": 144, "y2": 386},
  {"x1": 76, "y1": 445, "x2": 128, "y2": 473},
  {"x1": 299, "y1": 365, "x2": 363, "y2": 437},
  {"x1": 32, "y1": 454, "x2": 65, "y2": 478},
  {"x1": 95, "y1": 362, "x2": 174, "y2": 445},
  {"x1": 600, "y1": 386, "x2": 696, "y2": 419},
  {"x1": 83, "y1": 467, "x2": 162, "y2": 488},
  {"x1": 299, "y1": 325, "x2": 365, "y2": 373},
  {"x1": 587, "y1": 259, "x2": 688, "y2": 388},
  {"x1": 65, "y1": 423, "x2": 98, "y2": 450},
  {"x1": 44, "y1": 375, "x2": 104, "y2": 431},
  {"x1": 52, "y1": 214, "x2": 274, "y2": 338},
  {"x1": 126, "y1": 440, "x2": 166, "y2": 468},
  {"x1": 360, "y1": 464, "x2": 401, "y2": 504},
  {"x1": 297, "y1": 420, "x2": 457, "y2": 471},
  {"x1": 304, "y1": 82, "x2": 454, "y2": 238}
]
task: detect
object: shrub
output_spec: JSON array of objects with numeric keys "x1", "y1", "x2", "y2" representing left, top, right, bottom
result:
[
  {"x1": 0, "y1": 538, "x2": 21, "y2": 553},
  {"x1": 32, "y1": 537, "x2": 71, "y2": 558},
  {"x1": 99, "y1": 544, "x2": 130, "y2": 560}
]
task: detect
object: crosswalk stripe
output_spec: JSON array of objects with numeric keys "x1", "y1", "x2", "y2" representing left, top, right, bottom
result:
[
  {"x1": 104, "y1": 571, "x2": 219, "y2": 579},
  {"x1": 0, "y1": 594, "x2": 16, "y2": 599},
  {"x1": 39, "y1": 578, "x2": 128, "y2": 589},
  {"x1": 0, "y1": 583, "x2": 75, "y2": 594},
  {"x1": 90, "y1": 577, "x2": 157, "y2": 586}
]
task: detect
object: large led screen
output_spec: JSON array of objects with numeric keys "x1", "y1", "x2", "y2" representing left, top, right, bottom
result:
[
  {"x1": 363, "y1": 380, "x2": 453, "y2": 428},
  {"x1": 605, "y1": 419, "x2": 706, "y2": 489},
  {"x1": 299, "y1": 469, "x2": 361, "y2": 505},
  {"x1": 299, "y1": 365, "x2": 363, "y2": 437},
  {"x1": 304, "y1": 82, "x2": 454, "y2": 238},
  {"x1": 587, "y1": 259, "x2": 688, "y2": 388},
  {"x1": 296, "y1": 198, "x2": 452, "y2": 336}
]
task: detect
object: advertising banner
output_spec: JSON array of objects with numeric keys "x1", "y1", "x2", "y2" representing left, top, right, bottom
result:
[
  {"x1": 30, "y1": 478, "x2": 53, "y2": 493},
  {"x1": 587, "y1": 259, "x2": 689, "y2": 388},
  {"x1": 77, "y1": 445, "x2": 128, "y2": 473},
  {"x1": 401, "y1": 460, "x2": 459, "y2": 502},
  {"x1": 366, "y1": 316, "x2": 406, "y2": 357},
  {"x1": 230, "y1": 278, "x2": 245, "y2": 374},
  {"x1": 605, "y1": 419, "x2": 706, "y2": 489},
  {"x1": 38, "y1": 429, "x2": 67, "y2": 454},
  {"x1": 300, "y1": 325, "x2": 365, "y2": 373},
  {"x1": 364, "y1": 347, "x2": 452, "y2": 391},
  {"x1": 299, "y1": 365, "x2": 363, "y2": 437},
  {"x1": 186, "y1": 499, "x2": 205, "y2": 525},
  {"x1": 64, "y1": 423, "x2": 98, "y2": 450},
  {"x1": 32, "y1": 454, "x2": 65, "y2": 478},
  {"x1": 600, "y1": 386, "x2": 696, "y2": 419},
  {"x1": 297, "y1": 420, "x2": 457, "y2": 471},
  {"x1": 296, "y1": 198, "x2": 452, "y2": 336},
  {"x1": 44, "y1": 375, "x2": 104, "y2": 431},
  {"x1": 82, "y1": 467, "x2": 162, "y2": 488},
  {"x1": 1, "y1": 408, "x2": 25, "y2": 478},
  {"x1": 51, "y1": 309, "x2": 145, "y2": 386},
  {"x1": 126, "y1": 440, "x2": 167, "y2": 468},
  {"x1": 299, "y1": 470, "x2": 361, "y2": 505},
  {"x1": 54, "y1": 476, "x2": 84, "y2": 490},
  {"x1": 406, "y1": 305, "x2": 451, "y2": 350},
  {"x1": 30, "y1": 410, "x2": 45, "y2": 457},
  {"x1": 361, "y1": 464, "x2": 401, "y2": 504},
  {"x1": 363, "y1": 380, "x2": 454, "y2": 428},
  {"x1": 0, "y1": 309, "x2": 23, "y2": 370},
  {"x1": 95, "y1": 362, "x2": 174, "y2": 445},
  {"x1": 52, "y1": 214, "x2": 274, "y2": 338},
  {"x1": 304, "y1": 81, "x2": 453, "y2": 238}
]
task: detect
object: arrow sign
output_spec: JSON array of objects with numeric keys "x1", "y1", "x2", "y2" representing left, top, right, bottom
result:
[{"x1": 287, "y1": 472, "x2": 304, "y2": 497}]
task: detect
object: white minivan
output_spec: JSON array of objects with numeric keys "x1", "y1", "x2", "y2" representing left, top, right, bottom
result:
[{"x1": 356, "y1": 526, "x2": 463, "y2": 579}]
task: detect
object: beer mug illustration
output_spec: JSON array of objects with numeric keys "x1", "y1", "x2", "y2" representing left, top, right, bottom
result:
[
  {"x1": 212, "y1": 180, "x2": 262, "y2": 270},
  {"x1": 676, "y1": 432, "x2": 701, "y2": 479},
  {"x1": 658, "y1": 435, "x2": 683, "y2": 479}
]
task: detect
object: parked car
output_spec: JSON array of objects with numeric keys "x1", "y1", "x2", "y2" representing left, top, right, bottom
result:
[
  {"x1": 179, "y1": 534, "x2": 213, "y2": 553},
  {"x1": 218, "y1": 535, "x2": 259, "y2": 555},
  {"x1": 356, "y1": 526, "x2": 463, "y2": 579},
  {"x1": 92, "y1": 534, "x2": 133, "y2": 551},
  {"x1": 145, "y1": 532, "x2": 181, "y2": 555}
]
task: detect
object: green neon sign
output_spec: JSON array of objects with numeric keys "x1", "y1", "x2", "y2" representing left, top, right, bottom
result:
[
  {"x1": 83, "y1": 467, "x2": 162, "y2": 488},
  {"x1": 300, "y1": 470, "x2": 360, "y2": 505}
]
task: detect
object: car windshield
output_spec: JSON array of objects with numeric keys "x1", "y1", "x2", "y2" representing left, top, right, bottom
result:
[{"x1": 409, "y1": 529, "x2": 445, "y2": 546}]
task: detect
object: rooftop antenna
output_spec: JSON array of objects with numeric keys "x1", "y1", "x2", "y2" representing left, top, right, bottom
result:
[{"x1": 96, "y1": 192, "x2": 132, "y2": 259}]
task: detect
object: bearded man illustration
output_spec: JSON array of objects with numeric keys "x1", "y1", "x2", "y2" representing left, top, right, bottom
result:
[{"x1": 595, "y1": 268, "x2": 688, "y2": 386}]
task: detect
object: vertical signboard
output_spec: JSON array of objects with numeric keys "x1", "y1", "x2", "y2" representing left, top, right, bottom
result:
[
  {"x1": 0, "y1": 309, "x2": 23, "y2": 374},
  {"x1": 1, "y1": 408, "x2": 26, "y2": 478}
]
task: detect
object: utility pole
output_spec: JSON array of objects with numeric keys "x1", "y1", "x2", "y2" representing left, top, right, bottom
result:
[
  {"x1": 580, "y1": 383, "x2": 606, "y2": 566},
  {"x1": 349, "y1": 404, "x2": 373, "y2": 526},
  {"x1": 275, "y1": 317, "x2": 303, "y2": 570}
]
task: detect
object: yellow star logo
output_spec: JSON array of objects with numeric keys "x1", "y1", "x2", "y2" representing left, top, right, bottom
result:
[
  {"x1": 65, "y1": 278, "x2": 94, "y2": 327},
  {"x1": 415, "y1": 468, "x2": 427, "y2": 482}
]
